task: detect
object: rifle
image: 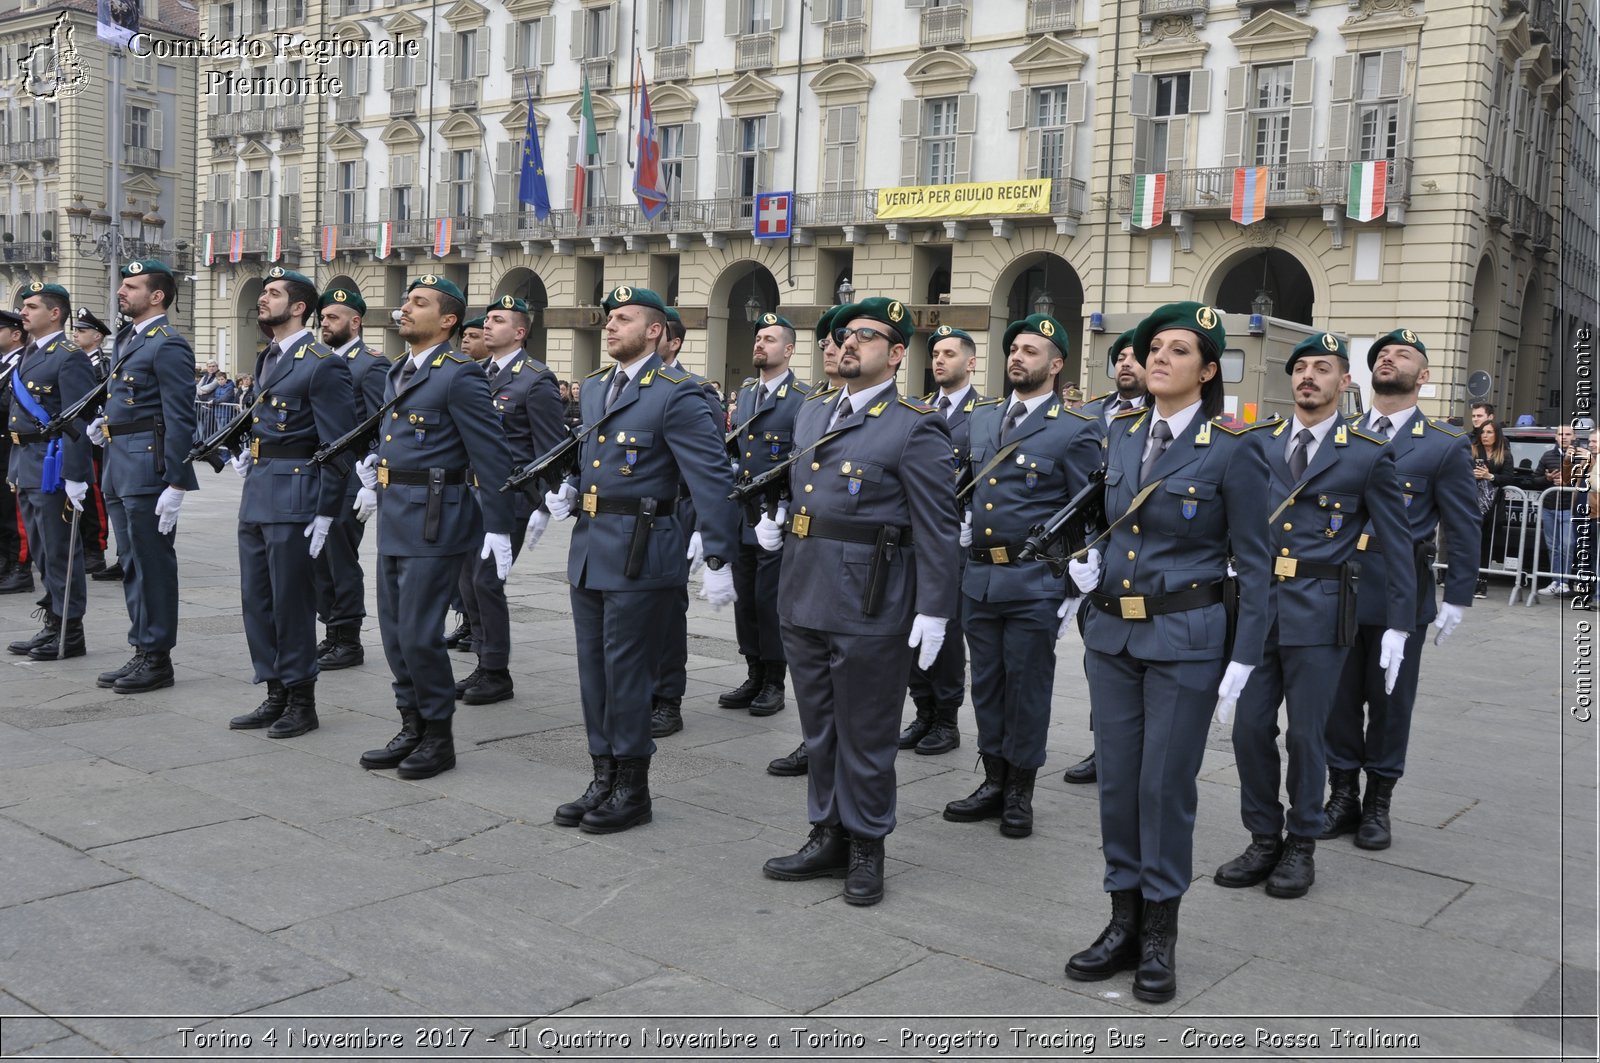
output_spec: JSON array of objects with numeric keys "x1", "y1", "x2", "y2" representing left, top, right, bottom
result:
[
  {"x1": 187, "y1": 394, "x2": 269, "y2": 473},
  {"x1": 729, "y1": 453, "x2": 796, "y2": 525},
  {"x1": 42, "y1": 374, "x2": 108, "y2": 442},
  {"x1": 311, "y1": 389, "x2": 405, "y2": 470},
  {"x1": 1013, "y1": 469, "x2": 1108, "y2": 578},
  {"x1": 501, "y1": 423, "x2": 583, "y2": 496}
]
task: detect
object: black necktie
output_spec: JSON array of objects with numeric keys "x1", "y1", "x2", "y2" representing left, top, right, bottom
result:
[
  {"x1": 20, "y1": 342, "x2": 37, "y2": 365},
  {"x1": 755, "y1": 383, "x2": 769, "y2": 407},
  {"x1": 487, "y1": 361, "x2": 501, "y2": 381},
  {"x1": 1373, "y1": 415, "x2": 1393, "y2": 437},
  {"x1": 605, "y1": 369, "x2": 628, "y2": 410},
  {"x1": 397, "y1": 358, "x2": 417, "y2": 393},
  {"x1": 830, "y1": 394, "x2": 853, "y2": 429},
  {"x1": 1140, "y1": 420, "x2": 1173, "y2": 486},
  {"x1": 260, "y1": 342, "x2": 283, "y2": 381},
  {"x1": 1289, "y1": 428, "x2": 1313, "y2": 481},
  {"x1": 937, "y1": 395, "x2": 953, "y2": 419},
  {"x1": 1002, "y1": 400, "x2": 1027, "y2": 442}
]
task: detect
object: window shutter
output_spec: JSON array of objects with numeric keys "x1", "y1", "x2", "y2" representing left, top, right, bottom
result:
[
  {"x1": 1222, "y1": 67, "x2": 1248, "y2": 170},
  {"x1": 1225, "y1": 66, "x2": 1248, "y2": 110},
  {"x1": 954, "y1": 133, "x2": 973, "y2": 182},
  {"x1": 762, "y1": 112, "x2": 782, "y2": 150},
  {"x1": 1164, "y1": 115, "x2": 1186, "y2": 169},
  {"x1": 602, "y1": 4, "x2": 619, "y2": 53},
  {"x1": 1067, "y1": 81, "x2": 1088, "y2": 124},
  {"x1": 769, "y1": 0, "x2": 783, "y2": 31},
  {"x1": 539, "y1": 21, "x2": 555, "y2": 64},
  {"x1": 1393, "y1": 96, "x2": 1412, "y2": 165},
  {"x1": 1129, "y1": 73, "x2": 1153, "y2": 118},
  {"x1": 900, "y1": 98, "x2": 920, "y2": 184},
  {"x1": 1023, "y1": 129, "x2": 1041, "y2": 179},
  {"x1": 823, "y1": 143, "x2": 842, "y2": 192},
  {"x1": 151, "y1": 107, "x2": 164, "y2": 154},
  {"x1": 1327, "y1": 102, "x2": 1351, "y2": 160},
  {"x1": 567, "y1": 133, "x2": 578, "y2": 191},
  {"x1": 1132, "y1": 118, "x2": 1151, "y2": 173},
  {"x1": 321, "y1": 188, "x2": 336, "y2": 233},
  {"x1": 413, "y1": 39, "x2": 429, "y2": 84},
  {"x1": 1291, "y1": 57, "x2": 1314, "y2": 106},
  {"x1": 714, "y1": 117, "x2": 735, "y2": 197},
  {"x1": 384, "y1": 54, "x2": 394, "y2": 90},
  {"x1": 355, "y1": 159, "x2": 367, "y2": 190},
  {"x1": 475, "y1": 33, "x2": 489, "y2": 79},
  {"x1": 956, "y1": 93, "x2": 977, "y2": 135},
  {"x1": 1378, "y1": 50, "x2": 1405, "y2": 98},
  {"x1": 680, "y1": 122, "x2": 700, "y2": 194},
  {"x1": 648, "y1": 0, "x2": 660, "y2": 46},
  {"x1": 812, "y1": 0, "x2": 830, "y2": 22},
  {"x1": 687, "y1": 0, "x2": 704, "y2": 41},
  {"x1": 604, "y1": 133, "x2": 620, "y2": 202},
  {"x1": 906, "y1": 0, "x2": 924, "y2": 7},
  {"x1": 1287, "y1": 105, "x2": 1313, "y2": 165},
  {"x1": 438, "y1": 31, "x2": 454, "y2": 79},
  {"x1": 1187, "y1": 69, "x2": 1211, "y2": 114},
  {"x1": 274, "y1": 0, "x2": 288, "y2": 30},
  {"x1": 209, "y1": 92, "x2": 221, "y2": 118},
  {"x1": 724, "y1": 0, "x2": 740, "y2": 37},
  {"x1": 571, "y1": 10, "x2": 587, "y2": 59},
  {"x1": 435, "y1": 178, "x2": 450, "y2": 217},
  {"x1": 355, "y1": 58, "x2": 369, "y2": 94},
  {"x1": 241, "y1": 1, "x2": 254, "y2": 36},
  {"x1": 1007, "y1": 89, "x2": 1027, "y2": 131},
  {"x1": 1331, "y1": 55, "x2": 1354, "y2": 103}
]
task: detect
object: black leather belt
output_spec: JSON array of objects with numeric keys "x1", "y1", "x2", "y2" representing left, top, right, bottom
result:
[
  {"x1": 103, "y1": 417, "x2": 158, "y2": 439},
  {"x1": 378, "y1": 467, "x2": 468, "y2": 486},
  {"x1": 1272, "y1": 557, "x2": 1345, "y2": 581},
  {"x1": 969, "y1": 543, "x2": 1025, "y2": 564},
  {"x1": 786, "y1": 513, "x2": 914, "y2": 545},
  {"x1": 1356, "y1": 534, "x2": 1379, "y2": 552},
  {"x1": 250, "y1": 441, "x2": 319, "y2": 461},
  {"x1": 8, "y1": 430, "x2": 46, "y2": 445},
  {"x1": 1086, "y1": 581, "x2": 1225, "y2": 621},
  {"x1": 579, "y1": 493, "x2": 678, "y2": 518}
]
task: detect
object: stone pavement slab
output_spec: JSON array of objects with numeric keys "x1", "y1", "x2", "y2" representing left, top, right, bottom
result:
[{"x1": 0, "y1": 818, "x2": 129, "y2": 908}]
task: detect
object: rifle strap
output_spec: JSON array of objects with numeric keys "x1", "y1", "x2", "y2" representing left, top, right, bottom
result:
[
  {"x1": 956, "y1": 439, "x2": 1025, "y2": 503},
  {"x1": 1069, "y1": 478, "x2": 1165, "y2": 562}
]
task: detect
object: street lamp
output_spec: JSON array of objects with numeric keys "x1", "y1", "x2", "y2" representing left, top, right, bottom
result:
[
  {"x1": 65, "y1": 194, "x2": 162, "y2": 263},
  {"x1": 1249, "y1": 287, "x2": 1273, "y2": 335},
  {"x1": 743, "y1": 295, "x2": 763, "y2": 325},
  {"x1": 836, "y1": 277, "x2": 854, "y2": 305},
  {"x1": 1032, "y1": 289, "x2": 1055, "y2": 317}
]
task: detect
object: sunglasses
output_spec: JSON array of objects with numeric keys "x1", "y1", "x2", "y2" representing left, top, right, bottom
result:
[{"x1": 833, "y1": 326, "x2": 895, "y2": 347}]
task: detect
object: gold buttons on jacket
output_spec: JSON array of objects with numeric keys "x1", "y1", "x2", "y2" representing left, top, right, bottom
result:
[
  {"x1": 1127, "y1": 551, "x2": 1135, "y2": 560},
  {"x1": 1283, "y1": 522, "x2": 1292, "y2": 531},
  {"x1": 1131, "y1": 525, "x2": 1140, "y2": 534},
  {"x1": 592, "y1": 460, "x2": 601, "y2": 468},
  {"x1": 988, "y1": 478, "x2": 998, "y2": 486},
  {"x1": 384, "y1": 434, "x2": 391, "y2": 441},
  {"x1": 598, "y1": 434, "x2": 607, "y2": 443},
  {"x1": 811, "y1": 462, "x2": 820, "y2": 471},
  {"x1": 984, "y1": 503, "x2": 993, "y2": 511},
  {"x1": 1281, "y1": 547, "x2": 1291, "y2": 556},
  {"x1": 803, "y1": 484, "x2": 813, "y2": 493},
  {"x1": 1122, "y1": 579, "x2": 1131, "y2": 589}
]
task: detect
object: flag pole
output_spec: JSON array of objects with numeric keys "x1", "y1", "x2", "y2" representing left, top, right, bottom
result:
[{"x1": 107, "y1": 45, "x2": 124, "y2": 326}]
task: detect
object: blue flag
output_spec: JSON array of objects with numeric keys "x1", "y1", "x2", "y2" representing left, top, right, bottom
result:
[{"x1": 519, "y1": 77, "x2": 551, "y2": 220}]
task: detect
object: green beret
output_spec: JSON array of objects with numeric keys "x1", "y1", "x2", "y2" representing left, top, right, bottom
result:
[
  {"x1": 408, "y1": 274, "x2": 466, "y2": 305},
  {"x1": 264, "y1": 266, "x2": 316, "y2": 289},
  {"x1": 0, "y1": 309, "x2": 22, "y2": 330},
  {"x1": 927, "y1": 324, "x2": 973, "y2": 353},
  {"x1": 1132, "y1": 301, "x2": 1227, "y2": 366},
  {"x1": 1369, "y1": 327, "x2": 1427, "y2": 368},
  {"x1": 754, "y1": 311, "x2": 793, "y2": 332},
  {"x1": 1108, "y1": 328, "x2": 1136, "y2": 361},
  {"x1": 835, "y1": 296, "x2": 914, "y2": 347},
  {"x1": 815, "y1": 305, "x2": 841, "y2": 343},
  {"x1": 23, "y1": 281, "x2": 71, "y2": 305},
  {"x1": 600, "y1": 285, "x2": 667, "y2": 314},
  {"x1": 120, "y1": 258, "x2": 173, "y2": 278},
  {"x1": 319, "y1": 286, "x2": 367, "y2": 315},
  {"x1": 663, "y1": 306, "x2": 683, "y2": 326},
  {"x1": 463, "y1": 316, "x2": 486, "y2": 331},
  {"x1": 1003, "y1": 313, "x2": 1070, "y2": 361},
  {"x1": 487, "y1": 294, "x2": 530, "y2": 316},
  {"x1": 1286, "y1": 331, "x2": 1349, "y2": 373},
  {"x1": 74, "y1": 307, "x2": 113, "y2": 336}
]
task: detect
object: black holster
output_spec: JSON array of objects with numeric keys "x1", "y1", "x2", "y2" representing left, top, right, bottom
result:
[
  {"x1": 1336, "y1": 559, "x2": 1361, "y2": 647},
  {"x1": 624, "y1": 496, "x2": 657, "y2": 579},
  {"x1": 1414, "y1": 539, "x2": 1438, "y2": 605},
  {"x1": 152, "y1": 416, "x2": 166, "y2": 477},
  {"x1": 862, "y1": 524, "x2": 901, "y2": 617},
  {"x1": 423, "y1": 467, "x2": 444, "y2": 543},
  {"x1": 1221, "y1": 573, "x2": 1240, "y2": 659}
]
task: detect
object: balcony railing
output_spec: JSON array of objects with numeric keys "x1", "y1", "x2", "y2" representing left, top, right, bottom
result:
[
  {"x1": 271, "y1": 105, "x2": 302, "y2": 132},
  {"x1": 735, "y1": 32, "x2": 775, "y2": 71},
  {"x1": 1528, "y1": 0, "x2": 1563, "y2": 44},
  {"x1": 581, "y1": 57, "x2": 613, "y2": 89},
  {"x1": 449, "y1": 81, "x2": 479, "y2": 110},
  {"x1": 920, "y1": 5, "x2": 967, "y2": 48},
  {"x1": 794, "y1": 190, "x2": 878, "y2": 227},
  {"x1": 655, "y1": 44, "x2": 691, "y2": 81},
  {"x1": 1026, "y1": 0, "x2": 1078, "y2": 32},
  {"x1": 0, "y1": 241, "x2": 57, "y2": 266},
  {"x1": 333, "y1": 96, "x2": 363, "y2": 124},
  {"x1": 123, "y1": 144, "x2": 162, "y2": 168},
  {"x1": 390, "y1": 88, "x2": 417, "y2": 116},
  {"x1": 1487, "y1": 174, "x2": 1512, "y2": 222},
  {"x1": 822, "y1": 20, "x2": 867, "y2": 60},
  {"x1": 214, "y1": 108, "x2": 274, "y2": 137},
  {"x1": 0, "y1": 138, "x2": 58, "y2": 164},
  {"x1": 1140, "y1": 0, "x2": 1207, "y2": 15},
  {"x1": 1117, "y1": 160, "x2": 1412, "y2": 214},
  {"x1": 1050, "y1": 178, "x2": 1088, "y2": 218}
]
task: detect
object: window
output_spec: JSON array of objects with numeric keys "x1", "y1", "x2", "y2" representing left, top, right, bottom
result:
[
  {"x1": 1032, "y1": 86, "x2": 1071, "y2": 182},
  {"x1": 453, "y1": 30, "x2": 476, "y2": 79},
  {"x1": 660, "y1": 0, "x2": 689, "y2": 45},
  {"x1": 252, "y1": 65, "x2": 269, "y2": 108},
  {"x1": 389, "y1": 155, "x2": 415, "y2": 219},
  {"x1": 924, "y1": 97, "x2": 958, "y2": 185},
  {"x1": 447, "y1": 149, "x2": 474, "y2": 216},
  {"x1": 736, "y1": 117, "x2": 763, "y2": 198},
  {"x1": 1355, "y1": 53, "x2": 1399, "y2": 162},
  {"x1": 126, "y1": 105, "x2": 151, "y2": 147},
  {"x1": 1250, "y1": 63, "x2": 1292, "y2": 188},
  {"x1": 251, "y1": 0, "x2": 268, "y2": 32},
  {"x1": 583, "y1": 6, "x2": 615, "y2": 58},
  {"x1": 393, "y1": 46, "x2": 414, "y2": 87},
  {"x1": 745, "y1": 0, "x2": 772, "y2": 33},
  {"x1": 512, "y1": 20, "x2": 545, "y2": 69},
  {"x1": 245, "y1": 169, "x2": 268, "y2": 229},
  {"x1": 18, "y1": 107, "x2": 34, "y2": 142},
  {"x1": 336, "y1": 161, "x2": 361, "y2": 224},
  {"x1": 216, "y1": 3, "x2": 235, "y2": 35},
  {"x1": 659, "y1": 123, "x2": 686, "y2": 196}
]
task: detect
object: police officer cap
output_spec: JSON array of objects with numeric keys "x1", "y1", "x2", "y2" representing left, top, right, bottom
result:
[
  {"x1": 835, "y1": 296, "x2": 915, "y2": 347},
  {"x1": 23, "y1": 281, "x2": 71, "y2": 307},
  {"x1": 264, "y1": 266, "x2": 316, "y2": 289},
  {"x1": 1108, "y1": 328, "x2": 1136, "y2": 361},
  {"x1": 1286, "y1": 331, "x2": 1349, "y2": 373},
  {"x1": 815, "y1": 305, "x2": 842, "y2": 343},
  {"x1": 1003, "y1": 313, "x2": 1070, "y2": 361},
  {"x1": 0, "y1": 308, "x2": 21, "y2": 330},
  {"x1": 663, "y1": 306, "x2": 683, "y2": 326},
  {"x1": 319, "y1": 285, "x2": 367, "y2": 316},
  {"x1": 407, "y1": 274, "x2": 467, "y2": 304},
  {"x1": 74, "y1": 307, "x2": 113, "y2": 336},
  {"x1": 600, "y1": 285, "x2": 668, "y2": 314},
  {"x1": 1369, "y1": 327, "x2": 1427, "y2": 368},
  {"x1": 487, "y1": 294, "x2": 531, "y2": 316},
  {"x1": 120, "y1": 258, "x2": 173, "y2": 278},
  {"x1": 1132, "y1": 301, "x2": 1227, "y2": 365},
  {"x1": 754, "y1": 311, "x2": 793, "y2": 333},
  {"x1": 928, "y1": 324, "x2": 973, "y2": 353},
  {"x1": 463, "y1": 315, "x2": 486, "y2": 331}
]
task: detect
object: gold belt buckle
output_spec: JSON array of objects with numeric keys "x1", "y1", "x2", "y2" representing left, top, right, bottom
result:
[
  {"x1": 377, "y1": 466, "x2": 389, "y2": 487},
  {"x1": 1274, "y1": 556, "x2": 1299, "y2": 578},
  {"x1": 1119, "y1": 595, "x2": 1148, "y2": 620},
  {"x1": 989, "y1": 546, "x2": 1010, "y2": 564},
  {"x1": 1356, "y1": 533, "x2": 1371, "y2": 552},
  {"x1": 581, "y1": 491, "x2": 599, "y2": 517},
  {"x1": 8, "y1": 432, "x2": 18, "y2": 445},
  {"x1": 102, "y1": 422, "x2": 114, "y2": 440},
  {"x1": 790, "y1": 513, "x2": 811, "y2": 538},
  {"x1": 249, "y1": 437, "x2": 260, "y2": 461}
]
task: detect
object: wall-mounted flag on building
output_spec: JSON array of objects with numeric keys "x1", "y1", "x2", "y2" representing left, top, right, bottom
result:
[
  {"x1": 519, "y1": 75, "x2": 551, "y2": 220},
  {"x1": 632, "y1": 57, "x2": 667, "y2": 221},
  {"x1": 1347, "y1": 160, "x2": 1388, "y2": 223},
  {"x1": 228, "y1": 230, "x2": 244, "y2": 263},
  {"x1": 754, "y1": 191, "x2": 792, "y2": 240},
  {"x1": 268, "y1": 228, "x2": 283, "y2": 262},
  {"x1": 321, "y1": 225, "x2": 337, "y2": 262},
  {"x1": 202, "y1": 231, "x2": 214, "y2": 266},
  {"x1": 433, "y1": 217, "x2": 452, "y2": 258},
  {"x1": 376, "y1": 221, "x2": 393, "y2": 259},
  {"x1": 572, "y1": 73, "x2": 600, "y2": 214},
  {"x1": 96, "y1": 0, "x2": 139, "y2": 48},
  {"x1": 1130, "y1": 173, "x2": 1166, "y2": 230},
  {"x1": 1231, "y1": 167, "x2": 1269, "y2": 225}
]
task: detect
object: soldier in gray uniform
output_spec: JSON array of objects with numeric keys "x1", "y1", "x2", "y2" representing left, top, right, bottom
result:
[
  {"x1": 544, "y1": 285, "x2": 740, "y2": 833},
  {"x1": 1214, "y1": 333, "x2": 1416, "y2": 900},
  {"x1": 356, "y1": 275, "x2": 514, "y2": 780},
  {"x1": 5, "y1": 282, "x2": 93, "y2": 660},
  {"x1": 89, "y1": 260, "x2": 199, "y2": 692},
  {"x1": 900, "y1": 324, "x2": 988, "y2": 756},
  {"x1": 71, "y1": 307, "x2": 113, "y2": 577},
  {"x1": 1323, "y1": 328, "x2": 1476, "y2": 849},
  {"x1": 224, "y1": 268, "x2": 356, "y2": 739},
  {"x1": 0, "y1": 309, "x2": 31, "y2": 595},
  {"x1": 453, "y1": 296, "x2": 565, "y2": 705},
  {"x1": 945, "y1": 314, "x2": 1103, "y2": 838},
  {"x1": 311, "y1": 284, "x2": 387, "y2": 671},
  {"x1": 758, "y1": 296, "x2": 961, "y2": 906},
  {"x1": 1065, "y1": 302, "x2": 1270, "y2": 1003},
  {"x1": 720, "y1": 312, "x2": 810, "y2": 719}
]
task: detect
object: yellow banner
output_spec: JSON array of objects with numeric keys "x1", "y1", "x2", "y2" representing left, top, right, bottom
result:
[{"x1": 875, "y1": 180, "x2": 1054, "y2": 220}]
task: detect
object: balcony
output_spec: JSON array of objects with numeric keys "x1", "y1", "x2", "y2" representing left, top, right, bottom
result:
[
  {"x1": 0, "y1": 241, "x2": 57, "y2": 267},
  {"x1": 1139, "y1": 0, "x2": 1207, "y2": 31},
  {"x1": 1026, "y1": 0, "x2": 1077, "y2": 33},
  {"x1": 123, "y1": 144, "x2": 162, "y2": 169},
  {"x1": 1238, "y1": 0, "x2": 1307, "y2": 17},
  {"x1": 822, "y1": 19, "x2": 867, "y2": 60},
  {"x1": 390, "y1": 88, "x2": 417, "y2": 117},
  {"x1": 271, "y1": 105, "x2": 302, "y2": 132},
  {"x1": 333, "y1": 96, "x2": 363, "y2": 124},
  {"x1": 1487, "y1": 174, "x2": 1512, "y2": 223},
  {"x1": 214, "y1": 108, "x2": 273, "y2": 137},
  {"x1": 1118, "y1": 161, "x2": 1410, "y2": 216},
  {"x1": 920, "y1": 5, "x2": 967, "y2": 48},
  {"x1": 1528, "y1": 0, "x2": 1564, "y2": 45},
  {"x1": 1050, "y1": 178, "x2": 1088, "y2": 218},
  {"x1": 655, "y1": 44, "x2": 691, "y2": 81},
  {"x1": 0, "y1": 138, "x2": 58, "y2": 164},
  {"x1": 734, "y1": 32, "x2": 775, "y2": 71},
  {"x1": 581, "y1": 57, "x2": 613, "y2": 90},
  {"x1": 794, "y1": 190, "x2": 878, "y2": 227},
  {"x1": 449, "y1": 81, "x2": 479, "y2": 110}
]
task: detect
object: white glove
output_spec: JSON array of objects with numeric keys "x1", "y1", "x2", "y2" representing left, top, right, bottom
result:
[
  {"x1": 88, "y1": 417, "x2": 107, "y2": 446},
  {"x1": 231, "y1": 451, "x2": 251, "y2": 478},
  {"x1": 1379, "y1": 628, "x2": 1410, "y2": 694},
  {"x1": 908, "y1": 614, "x2": 948, "y2": 670},
  {"x1": 355, "y1": 452, "x2": 379, "y2": 490},
  {"x1": 756, "y1": 504, "x2": 787, "y2": 552},
  {"x1": 1214, "y1": 661, "x2": 1255, "y2": 725},
  {"x1": 1056, "y1": 596, "x2": 1083, "y2": 639},
  {"x1": 353, "y1": 486, "x2": 378, "y2": 523},
  {"x1": 701, "y1": 564, "x2": 736, "y2": 609},
  {"x1": 64, "y1": 479, "x2": 87, "y2": 512},
  {"x1": 155, "y1": 486, "x2": 184, "y2": 535},
  {"x1": 304, "y1": 515, "x2": 333, "y2": 558},
  {"x1": 959, "y1": 509, "x2": 972, "y2": 548},
  {"x1": 526, "y1": 509, "x2": 550, "y2": 551},
  {"x1": 545, "y1": 482, "x2": 577, "y2": 521},
  {"x1": 686, "y1": 530, "x2": 706, "y2": 575},
  {"x1": 481, "y1": 531, "x2": 514, "y2": 580},
  {"x1": 1432, "y1": 602, "x2": 1464, "y2": 646},
  {"x1": 1068, "y1": 548, "x2": 1102, "y2": 595}
]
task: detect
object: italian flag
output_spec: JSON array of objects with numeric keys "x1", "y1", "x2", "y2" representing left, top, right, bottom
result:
[
  {"x1": 573, "y1": 73, "x2": 599, "y2": 213},
  {"x1": 1347, "y1": 160, "x2": 1388, "y2": 223},
  {"x1": 1131, "y1": 173, "x2": 1166, "y2": 229},
  {"x1": 268, "y1": 227, "x2": 283, "y2": 262},
  {"x1": 203, "y1": 231, "x2": 215, "y2": 266},
  {"x1": 376, "y1": 221, "x2": 393, "y2": 259}
]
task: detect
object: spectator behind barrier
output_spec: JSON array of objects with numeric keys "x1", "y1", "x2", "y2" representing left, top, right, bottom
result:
[{"x1": 1471, "y1": 420, "x2": 1520, "y2": 596}]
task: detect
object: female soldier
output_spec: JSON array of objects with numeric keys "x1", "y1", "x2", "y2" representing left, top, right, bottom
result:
[{"x1": 1063, "y1": 301, "x2": 1270, "y2": 1002}]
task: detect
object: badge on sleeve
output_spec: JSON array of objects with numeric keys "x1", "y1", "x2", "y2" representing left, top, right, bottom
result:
[
  {"x1": 1329, "y1": 514, "x2": 1344, "y2": 533},
  {"x1": 848, "y1": 477, "x2": 862, "y2": 495},
  {"x1": 1181, "y1": 499, "x2": 1198, "y2": 520}
]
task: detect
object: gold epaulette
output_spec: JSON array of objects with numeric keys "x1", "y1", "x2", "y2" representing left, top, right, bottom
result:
[
  {"x1": 973, "y1": 397, "x2": 1006, "y2": 407},
  {"x1": 790, "y1": 379, "x2": 813, "y2": 395},
  {"x1": 899, "y1": 397, "x2": 935, "y2": 413},
  {"x1": 1113, "y1": 405, "x2": 1146, "y2": 420},
  {"x1": 655, "y1": 365, "x2": 688, "y2": 384},
  {"x1": 807, "y1": 385, "x2": 840, "y2": 401},
  {"x1": 1063, "y1": 405, "x2": 1097, "y2": 421},
  {"x1": 1348, "y1": 425, "x2": 1387, "y2": 444},
  {"x1": 1214, "y1": 416, "x2": 1280, "y2": 436},
  {"x1": 585, "y1": 364, "x2": 611, "y2": 379},
  {"x1": 1427, "y1": 419, "x2": 1468, "y2": 437}
]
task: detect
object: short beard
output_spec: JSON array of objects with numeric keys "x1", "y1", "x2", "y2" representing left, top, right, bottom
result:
[
  {"x1": 322, "y1": 324, "x2": 353, "y2": 348},
  {"x1": 1371, "y1": 372, "x2": 1416, "y2": 397},
  {"x1": 612, "y1": 331, "x2": 651, "y2": 362},
  {"x1": 839, "y1": 360, "x2": 862, "y2": 379},
  {"x1": 258, "y1": 308, "x2": 293, "y2": 330},
  {"x1": 1009, "y1": 365, "x2": 1051, "y2": 394}
]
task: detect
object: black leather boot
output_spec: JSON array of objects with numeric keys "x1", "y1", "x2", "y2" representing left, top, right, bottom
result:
[
  {"x1": 453, "y1": 666, "x2": 485, "y2": 700},
  {"x1": 762, "y1": 824, "x2": 849, "y2": 880},
  {"x1": 580, "y1": 755, "x2": 652, "y2": 833},
  {"x1": 463, "y1": 668, "x2": 514, "y2": 705},
  {"x1": 1265, "y1": 835, "x2": 1316, "y2": 898},
  {"x1": 1320, "y1": 767, "x2": 1362, "y2": 839},
  {"x1": 1132, "y1": 896, "x2": 1181, "y2": 1003},
  {"x1": 29, "y1": 616, "x2": 85, "y2": 660},
  {"x1": 0, "y1": 559, "x2": 34, "y2": 594},
  {"x1": 650, "y1": 697, "x2": 683, "y2": 737},
  {"x1": 8, "y1": 609, "x2": 56, "y2": 655},
  {"x1": 83, "y1": 548, "x2": 106, "y2": 575},
  {"x1": 1213, "y1": 832, "x2": 1284, "y2": 888},
  {"x1": 999, "y1": 764, "x2": 1037, "y2": 838},
  {"x1": 1356, "y1": 771, "x2": 1396, "y2": 850},
  {"x1": 767, "y1": 741, "x2": 808, "y2": 776},
  {"x1": 444, "y1": 614, "x2": 472, "y2": 651},
  {"x1": 554, "y1": 755, "x2": 617, "y2": 826},
  {"x1": 230, "y1": 680, "x2": 288, "y2": 729},
  {"x1": 915, "y1": 702, "x2": 961, "y2": 755},
  {"x1": 718, "y1": 658, "x2": 765, "y2": 709},
  {"x1": 359, "y1": 707, "x2": 424, "y2": 769},
  {"x1": 315, "y1": 628, "x2": 336, "y2": 658},
  {"x1": 843, "y1": 836, "x2": 885, "y2": 906},
  {"x1": 318, "y1": 624, "x2": 364, "y2": 670},
  {"x1": 114, "y1": 649, "x2": 174, "y2": 693},
  {"x1": 267, "y1": 681, "x2": 319, "y2": 738},
  {"x1": 98, "y1": 650, "x2": 146, "y2": 689},
  {"x1": 397, "y1": 715, "x2": 456, "y2": 779},
  {"x1": 1062, "y1": 749, "x2": 1098, "y2": 784},
  {"x1": 749, "y1": 661, "x2": 786, "y2": 717},
  {"x1": 90, "y1": 561, "x2": 124, "y2": 582},
  {"x1": 897, "y1": 698, "x2": 935, "y2": 750},
  {"x1": 943, "y1": 753, "x2": 1006, "y2": 822},
  {"x1": 1065, "y1": 889, "x2": 1143, "y2": 981}
]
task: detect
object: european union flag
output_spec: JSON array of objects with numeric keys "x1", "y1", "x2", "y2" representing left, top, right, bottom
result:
[{"x1": 519, "y1": 76, "x2": 551, "y2": 220}]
